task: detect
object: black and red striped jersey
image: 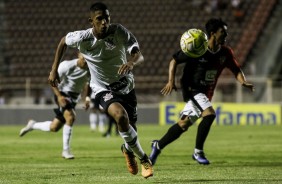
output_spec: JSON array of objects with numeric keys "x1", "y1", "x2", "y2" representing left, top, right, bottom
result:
[{"x1": 173, "y1": 45, "x2": 241, "y2": 100}]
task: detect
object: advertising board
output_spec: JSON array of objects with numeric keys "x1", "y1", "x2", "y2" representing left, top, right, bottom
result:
[{"x1": 159, "y1": 102, "x2": 281, "y2": 125}]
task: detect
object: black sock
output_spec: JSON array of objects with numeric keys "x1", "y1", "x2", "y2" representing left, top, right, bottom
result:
[
  {"x1": 195, "y1": 114, "x2": 216, "y2": 150},
  {"x1": 158, "y1": 123, "x2": 185, "y2": 149}
]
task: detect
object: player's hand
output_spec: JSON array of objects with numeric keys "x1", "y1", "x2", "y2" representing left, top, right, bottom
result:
[
  {"x1": 83, "y1": 96, "x2": 91, "y2": 111},
  {"x1": 118, "y1": 62, "x2": 134, "y2": 75},
  {"x1": 84, "y1": 101, "x2": 90, "y2": 110},
  {"x1": 242, "y1": 82, "x2": 255, "y2": 92},
  {"x1": 83, "y1": 97, "x2": 91, "y2": 110},
  {"x1": 161, "y1": 83, "x2": 177, "y2": 96},
  {"x1": 58, "y1": 96, "x2": 66, "y2": 107},
  {"x1": 48, "y1": 71, "x2": 60, "y2": 87}
]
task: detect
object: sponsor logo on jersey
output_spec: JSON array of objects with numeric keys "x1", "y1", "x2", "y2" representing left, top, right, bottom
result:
[
  {"x1": 103, "y1": 92, "x2": 113, "y2": 102},
  {"x1": 199, "y1": 58, "x2": 208, "y2": 63},
  {"x1": 205, "y1": 70, "x2": 217, "y2": 81},
  {"x1": 104, "y1": 38, "x2": 116, "y2": 50}
]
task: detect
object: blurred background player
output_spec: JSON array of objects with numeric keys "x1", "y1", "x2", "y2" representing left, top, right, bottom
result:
[
  {"x1": 19, "y1": 53, "x2": 89, "y2": 159},
  {"x1": 85, "y1": 86, "x2": 118, "y2": 137},
  {"x1": 102, "y1": 116, "x2": 119, "y2": 137},
  {"x1": 88, "y1": 96, "x2": 106, "y2": 133},
  {"x1": 88, "y1": 95, "x2": 118, "y2": 137},
  {"x1": 149, "y1": 18, "x2": 255, "y2": 165},
  {"x1": 48, "y1": 2, "x2": 153, "y2": 178}
]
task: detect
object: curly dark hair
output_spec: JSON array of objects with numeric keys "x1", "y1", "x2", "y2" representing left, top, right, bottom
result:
[
  {"x1": 90, "y1": 2, "x2": 108, "y2": 12},
  {"x1": 205, "y1": 18, "x2": 227, "y2": 38}
]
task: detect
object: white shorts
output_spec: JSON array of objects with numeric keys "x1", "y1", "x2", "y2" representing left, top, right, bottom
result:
[{"x1": 180, "y1": 93, "x2": 212, "y2": 123}]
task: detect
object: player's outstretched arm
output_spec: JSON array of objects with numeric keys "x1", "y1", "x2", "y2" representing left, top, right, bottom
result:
[
  {"x1": 118, "y1": 49, "x2": 144, "y2": 75},
  {"x1": 236, "y1": 71, "x2": 255, "y2": 92},
  {"x1": 242, "y1": 81, "x2": 255, "y2": 92},
  {"x1": 51, "y1": 86, "x2": 66, "y2": 107},
  {"x1": 83, "y1": 84, "x2": 91, "y2": 110},
  {"x1": 161, "y1": 59, "x2": 177, "y2": 95},
  {"x1": 48, "y1": 36, "x2": 68, "y2": 87},
  {"x1": 161, "y1": 82, "x2": 177, "y2": 96}
]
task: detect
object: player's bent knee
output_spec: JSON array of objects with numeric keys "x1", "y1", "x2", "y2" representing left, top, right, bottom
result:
[
  {"x1": 64, "y1": 110, "x2": 76, "y2": 125},
  {"x1": 115, "y1": 114, "x2": 128, "y2": 125},
  {"x1": 113, "y1": 113, "x2": 130, "y2": 132},
  {"x1": 50, "y1": 125, "x2": 61, "y2": 132},
  {"x1": 178, "y1": 120, "x2": 192, "y2": 131},
  {"x1": 178, "y1": 114, "x2": 194, "y2": 130}
]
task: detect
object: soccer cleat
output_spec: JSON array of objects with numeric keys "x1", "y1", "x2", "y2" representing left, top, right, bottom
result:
[
  {"x1": 62, "y1": 150, "x2": 75, "y2": 159},
  {"x1": 149, "y1": 140, "x2": 161, "y2": 165},
  {"x1": 19, "y1": 119, "x2": 36, "y2": 137},
  {"x1": 121, "y1": 144, "x2": 138, "y2": 175},
  {"x1": 140, "y1": 154, "x2": 153, "y2": 179},
  {"x1": 192, "y1": 152, "x2": 210, "y2": 165}
]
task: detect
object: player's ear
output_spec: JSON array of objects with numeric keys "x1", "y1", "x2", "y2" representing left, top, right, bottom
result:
[{"x1": 88, "y1": 18, "x2": 93, "y2": 23}]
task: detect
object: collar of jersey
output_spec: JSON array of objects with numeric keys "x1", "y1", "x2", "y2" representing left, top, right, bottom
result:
[{"x1": 208, "y1": 46, "x2": 221, "y2": 54}]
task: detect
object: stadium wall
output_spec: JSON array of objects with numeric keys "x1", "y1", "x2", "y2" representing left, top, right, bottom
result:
[
  {"x1": 1, "y1": 103, "x2": 281, "y2": 125},
  {"x1": 0, "y1": 105, "x2": 159, "y2": 125}
]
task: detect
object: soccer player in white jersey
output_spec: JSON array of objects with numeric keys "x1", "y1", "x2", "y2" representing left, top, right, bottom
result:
[
  {"x1": 48, "y1": 2, "x2": 153, "y2": 179},
  {"x1": 19, "y1": 53, "x2": 89, "y2": 159}
]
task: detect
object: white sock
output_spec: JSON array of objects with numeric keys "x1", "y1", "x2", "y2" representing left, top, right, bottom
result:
[
  {"x1": 119, "y1": 125, "x2": 145, "y2": 159},
  {"x1": 63, "y1": 124, "x2": 72, "y2": 151},
  {"x1": 194, "y1": 148, "x2": 203, "y2": 154},
  {"x1": 98, "y1": 113, "x2": 106, "y2": 132},
  {"x1": 32, "y1": 121, "x2": 52, "y2": 131},
  {"x1": 89, "y1": 113, "x2": 98, "y2": 130}
]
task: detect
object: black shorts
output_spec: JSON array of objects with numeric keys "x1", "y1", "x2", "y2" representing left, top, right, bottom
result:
[
  {"x1": 94, "y1": 89, "x2": 138, "y2": 123},
  {"x1": 181, "y1": 85, "x2": 209, "y2": 102},
  {"x1": 91, "y1": 97, "x2": 100, "y2": 109},
  {"x1": 90, "y1": 97, "x2": 105, "y2": 113}
]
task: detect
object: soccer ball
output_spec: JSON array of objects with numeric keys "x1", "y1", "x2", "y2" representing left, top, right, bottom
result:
[{"x1": 180, "y1": 28, "x2": 208, "y2": 58}]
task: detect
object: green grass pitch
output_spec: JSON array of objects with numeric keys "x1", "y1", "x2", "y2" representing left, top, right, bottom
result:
[{"x1": 0, "y1": 124, "x2": 281, "y2": 184}]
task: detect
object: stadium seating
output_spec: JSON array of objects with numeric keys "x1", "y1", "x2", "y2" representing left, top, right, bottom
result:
[{"x1": 0, "y1": 0, "x2": 278, "y2": 103}]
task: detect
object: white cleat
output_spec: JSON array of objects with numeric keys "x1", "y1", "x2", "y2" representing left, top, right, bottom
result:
[
  {"x1": 19, "y1": 120, "x2": 35, "y2": 137},
  {"x1": 62, "y1": 150, "x2": 75, "y2": 159}
]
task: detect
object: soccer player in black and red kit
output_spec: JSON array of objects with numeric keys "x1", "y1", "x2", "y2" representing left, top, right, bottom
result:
[{"x1": 149, "y1": 18, "x2": 255, "y2": 165}]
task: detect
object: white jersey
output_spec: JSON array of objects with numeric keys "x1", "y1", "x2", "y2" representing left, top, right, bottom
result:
[
  {"x1": 58, "y1": 59, "x2": 89, "y2": 97},
  {"x1": 65, "y1": 23, "x2": 139, "y2": 98}
]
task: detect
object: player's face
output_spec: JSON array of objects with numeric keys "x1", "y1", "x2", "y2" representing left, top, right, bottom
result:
[
  {"x1": 215, "y1": 26, "x2": 228, "y2": 45},
  {"x1": 89, "y1": 10, "x2": 110, "y2": 39}
]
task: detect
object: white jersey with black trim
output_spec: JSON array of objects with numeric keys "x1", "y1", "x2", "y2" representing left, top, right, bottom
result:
[
  {"x1": 65, "y1": 23, "x2": 139, "y2": 98},
  {"x1": 58, "y1": 59, "x2": 89, "y2": 96}
]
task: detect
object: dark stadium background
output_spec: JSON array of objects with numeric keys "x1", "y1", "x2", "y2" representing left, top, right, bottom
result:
[{"x1": 0, "y1": 0, "x2": 281, "y2": 124}]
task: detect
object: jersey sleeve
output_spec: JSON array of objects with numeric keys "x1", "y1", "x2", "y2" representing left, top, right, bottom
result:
[
  {"x1": 65, "y1": 31, "x2": 84, "y2": 48},
  {"x1": 225, "y1": 47, "x2": 241, "y2": 75},
  {"x1": 173, "y1": 50, "x2": 192, "y2": 64},
  {"x1": 117, "y1": 24, "x2": 139, "y2": 54}
]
